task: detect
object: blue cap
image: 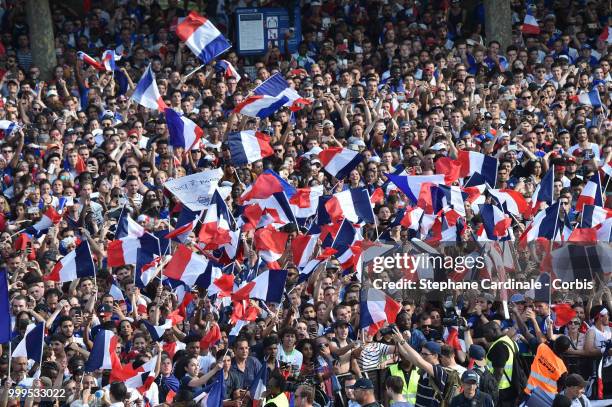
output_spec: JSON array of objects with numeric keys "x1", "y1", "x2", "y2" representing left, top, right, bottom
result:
[
  {"x1": 424, "y1": 341, "x2": 442, "y2": 355},
  {"x1": 511, "y1": 293, "x2": 525, "y2": 303},
  {"x1": 462, "y1": 370, "x2": 480, "y2": 384},
  {"x1": 469, "y1": 345, "x2": 486, "y2": 361},
  {"x1": 350, "y1": 378, "x2": 374, "y2": 390}
]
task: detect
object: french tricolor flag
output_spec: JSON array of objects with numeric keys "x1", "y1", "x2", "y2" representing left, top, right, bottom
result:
[
  {"x1": 165, "y1": 108, "x2": 204, "y2": 151},
  {"x1": 140, "y1": 319, "x2": 172, "y2": 342},
  {"x1": 254, "y1": 226, "x2": 289, "y2": 266},
  {"x1": 107, "y1": 233, "x2": 159, "y2": 268},
  {"x1": 240, "y1": 170, "x2": 296, "y2": 203},
  {"x1": 166, "y1": 205, "x2": 202, "y2": 243},
  {"x1": 385, "y1": 173, "x2": 444, "y2": 204},
  {"x1": 231, "y1": 269, "x2": 288, "y2": 303},
  {"x1": 580, "y1": 205, "x2": 612, "y2": 228},
  {"x1": 102, "y1": 50, "x2": 120, "y2": 72},
  {"x1": 359, "y1": 288, "x2": 401, "y2": 335},
  {"x1": 45, "y1": 240, "x2": 96, "y2": 283},
  {"x1": 599, "y1": 26, "x2": 612, "y2": 44},
  {"x1": 289, "y1": 185, "x2": 324, "y2": 220},
  {"x1": 207, "y1": 274, "x2": 235, "y2": 298},
  {"x1": 26, "y1": 206, "x2": 62, "y2": 236},
  {"x1": 12, "y1": 322, "x2": 45, "y2": 362},
  {"x1": 319, "y1": 147, "x2": 363, "y2": 180},
  {"x1": 163, "y1": 244, "x2": 220, "y2": 287},
  {"x1": 215, "y1": 59, "x2": 241, "y2": 82},
  {"x1": 457, "y1": 150, "x2": 498, "y2": 187},
  {"x1": 0, "y1": 120, "x2": 18, "y2": 135},
  {"x1": 132, "y1": 64, "x2": 167, "y2": 111},
  {"x1": 520, "y1": 202, "x2": 561, "y2": 243},
  {"x1": 199, "y1": 190, "x2": 233, "y2": 249},
  {"x1": 249, "y1": 364, "x2": 268, "y2": 407},
  {"x1": 522, "y1": 7, "x2": 540, "y2": 35},
  {"x1": 233, "y1": 73, "x2": 311, "y2": 119},
  {"x1": 530, "y1": 167, "x2": 555, "y2": 213},
  {"x1": 488, "y1": 189, "x2": 531, "y2": 218},
  {"x1": 291, "y1": 234, "x2": 318, "y2": 268},
  {"x1": 77, "y1": 51, "x2": 105, "y2": 71},
  {"x1": 248, "y1": 192, "x2": 298, "y2": 228},
  {"x1": 400, "y1": 206, "x2": 424, "y2": 231},
  {"x1": 576, "y1": 173, "x2": 603, "y2": 211},
  {"x1": 479, "y1": 204, "x2": 512, "y2": 240},
  {"x1": 326, "y1": 188, "x2": 375, "y2": 224},
  {"x1": 577, "y1": 89, "x2": 603, "y2": 107},
  {"x1": 228, "y1": 130, "x2": 274, "y2": 166},
  {"x1": 85, "y1": 330, "x2": 122, "y2": 372},
  {"x1": 176, "y1": 11, "x2": 231, "y2": 64},
  {"x1": 116, "y1": 206, "x2": 145, "y2": 239}
]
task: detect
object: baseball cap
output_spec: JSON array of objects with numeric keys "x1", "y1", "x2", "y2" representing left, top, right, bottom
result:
[
  {"x1": 322, "y1": 119, "x2": 334, "y2": 128},
  {"x1": 510, "y1": 293, "x2": 525, "y2": 303},
  {"x1": 565, "y1": 373, "x2": 587, "y2": 388},
  {"x1": 424, "y1": 341, "x2": 442, "y2": 355},
  {"x1": 350, "y1": 378, "x2": 374, "y2": 390},
  {"x1": 97, "y1": 303, "x2": 113, "y2": 315},
  {"x1": 461, "y1": 370, "x2": 480, "y2": 384},
  {"x1": 430, "y1": 142, "x2": 447, "y2": 151},
  {"x1": 468, "y1": 345, "x2": 486, "y2": 361}
]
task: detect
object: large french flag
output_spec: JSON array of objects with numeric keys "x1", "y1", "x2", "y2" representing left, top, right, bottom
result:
[
  {"x1": 530, "y1": 167, "x2": 554, "y2": 213},
  {"x1": 199, "y1": 190, "x2": 233, "y2": 248},
  {"x1": 107, "y1": 232, "x2": 160, "y2": 268},
  {"x1": 26, "y1": 206, "x2": 62, "y2": 236},
  {"x1": 576, "y1": 173, "x2": 603, "y2": 211},
  {"x1": 289, "y1": 185, "x2": 324, "y2": 220},
  {"x1": 46, "y1": 240, "x2": 96, "y2": 283},
  {"x1": 102, "y1": 50, "x2": 120, "y2": 72},
  {"x1": 521, "y1": 202, "x2": 561, "y2": 242},
  {"x1": 249, "y1": 364, "x2": 269, "y2": 407},
  {"x1": 254, "y1": 226, "x2": 289, "y2": 265},
  {"x1": 85, "y1": 330, "x2": 122, "y2": 372},
  {"x1": 228, "y1": 130, "x2": 274, "y2": 166},
  {"x1": 163, "y1": 244, "x2": 220, "y2": 287},
  {"x1": 522, "y1": 7, "x2": 540, "y2": 35},
  {"x1": 132, "y1": 64, "x2": 167, "y2": 111},
  {"x1": 581, "y1": 205, "x2": 612, "y2": 228},
  {"x1": 319, "y1": 147, "x2": 363, "y2": 180},
  {"x1": 12, "y1": 322, "x2": 45, "y2": 362},
  {"x1": 165, "y1": 108, "x2": 204, "y2": 151},
  {"x1": 240, "y1": 170, "x2": 296, "y2": 203},
  {"x1": 326, "y1": 188, "x2": 375, "y2": 224},
  {"x1": 386, "y1": 173, "x2": 444, "y2": 204},
  {"x1": 360, "y1": 288, "x2": 401, "y2": 335},
  {"x1": 457, "y1": 150, "x2": 498, "y2": 187},
  {"x1": 488, "y1": 189, "x2": 530, "y2": 218},
  {"x1": 232, "y1": 269, "x2": 288, "y2": 303},
  {"x1": 479, "y1": 204, "x2": 512, "y2": 240},
  {"x1": 77, "y1": 51, "x2": 104, "y2": 71},
  {"x1": 215, "y1": 59, "x2": 241, "y2": 81},
  {"x1": 233, "y1": 73, "x2": 311, "y2": 119},
  {"x1": 577, "y1": 89, "x2": 603, "y2": 107},
  {"x1": 176, "y1": 11, "x2": 231, "y2": 64}
]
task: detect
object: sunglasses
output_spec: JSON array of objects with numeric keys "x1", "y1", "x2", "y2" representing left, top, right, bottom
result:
[{"x1": 569, "y1": 320, "x2": 581, "y2": 325}]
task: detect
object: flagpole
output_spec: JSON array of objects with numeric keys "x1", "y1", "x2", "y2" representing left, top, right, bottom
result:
[{"x1": 182, "y1": 64, "x2": 205, "y2": 81}]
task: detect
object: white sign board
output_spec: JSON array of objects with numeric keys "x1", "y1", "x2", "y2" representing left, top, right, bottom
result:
[
  {"x1": 238, "y1": 13, "x2": 265, "y2": 52},
  {"x1": 164, "y1": 168, "x2": 223, "y2": 211}
]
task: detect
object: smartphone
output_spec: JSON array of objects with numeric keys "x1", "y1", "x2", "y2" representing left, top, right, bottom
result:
[
  {"x1": 350, "y1": 87, "x2": 360, "y2": 101},
  {"x1": 508, "y1": 143, "x2": 517, "y2": 151},
  {"x1": 27, "y1": 207, "x2": 39, "y2": 215}
]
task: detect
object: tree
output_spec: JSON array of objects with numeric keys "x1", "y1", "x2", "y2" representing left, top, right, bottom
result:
[
  {"x1": 484, "y1": 0, "x2": 512, "y2": 53},
  {"x1": 25, "y1": 0, "x2": 57, "y2": 81}
]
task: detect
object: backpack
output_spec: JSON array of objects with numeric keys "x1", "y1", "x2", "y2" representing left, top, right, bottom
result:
[
  {"x1": 430, "y1": 366, "x2": 461, "y2": 407},
  {"x1": 473, "y1": 366, "x2": 499, "y2": 405},
  {"x1": 498, "y1": 340, "x2": 529, "y2": 396}
]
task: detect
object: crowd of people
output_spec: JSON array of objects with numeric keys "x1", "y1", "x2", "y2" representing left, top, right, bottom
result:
[{"x1": 0, "y1": 0, "x2": 611, "y2": 406}]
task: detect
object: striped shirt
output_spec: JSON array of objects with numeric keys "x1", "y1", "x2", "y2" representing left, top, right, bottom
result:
[
  {"x1": 357, "y1": 342, "x2": 391, "y2": 371},
  {"x1": 415, "y1": 364, "x2": 448, "y2": 407}
]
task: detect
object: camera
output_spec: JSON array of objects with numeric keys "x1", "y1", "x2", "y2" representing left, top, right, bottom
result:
[{"x1": 379, "y1": 323, "x2": 397, "y2": 336}]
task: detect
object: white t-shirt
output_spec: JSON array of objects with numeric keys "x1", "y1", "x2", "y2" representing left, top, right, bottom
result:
[{"x1": 277, "y1": 346, "x2": 303, "y2": 373}]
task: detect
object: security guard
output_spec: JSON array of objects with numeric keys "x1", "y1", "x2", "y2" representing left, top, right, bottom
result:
[
  {"x1": 387, "y1": 360, "x2": 420, "y2": 405},
  {"x1": 482, "y1": 322, "x2": 519, "y2": 407},
  {"x1": 524, "y1": 336, "x2": 570, "y2": 400}
]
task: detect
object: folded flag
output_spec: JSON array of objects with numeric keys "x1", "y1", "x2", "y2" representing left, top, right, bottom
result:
[
  {"x1": 215, "y1": 59, "x2": 241, "y2": 82},
  {"x1": 289, "y1": 185, "x2": 324, "y2": 220},
  {"x1": 166, "y1": 205, "x2": 202, "y2": 243},
  {"x1": 77, "y1": 51, "x2": 105, "y2": 71},
  {"x1": 457, "y1": 150, "x2": 498, "y2": 187},
  {"x1": 116, "y1": 205, "x2": 146, "y2": 239},
  {"x1": 254, "y1": 226, "x2": 289, "y2": 266},
  {"x1": 109, "y1": 278, "x2": 125, "y2": 302},
  {"x1": 207, "y1": 274, "x2": 235, "y2": 298},
  {"x1": 385, "y1": 173, "x2": 444, "y2": 204},
  {"x1": 479, "y1": 204, "x2": 512, "y2": 240},
  {"x1": 231, "y1": 269, "x2": 288, "y2": 303},
  {"x1": 291, "y1": 234, "x2": 318, "y2": 268},
  {"x1": 0, "y1": 120, "x2": 19, "y2": 135},
  {"x1": 102, "y1": 50, "x2": 121, "y2": 72},
  {"x1": 552, "y1": 303, "x2": 578, "y2": 328},
  {"x1": 141, "y1": 319, "x2": 172, "y2": 342},
  {"x1": 85, "y1": 330, "x2": 123, "y2": 372},
  {"x1": 326, "y1": 188, "x2": 375, "y2": 224},
  {"x1": 12, "y1": 322, "x2": 45, "y2": 362},
  {"x1": 233, "y1": 73, "x2": 311, "y2": 119},
  {"x1": 228, "y1": 130, "x2": 273, "y2": 166},
  {"x1": 25, "y1": 206, "x2": 62, "y2": 236},
  {"x1": 176, "y1": 11, "x2": 231, "y2": 64},
  {"x1": 435, "y1": 157, "x2": 462, "y2": 185},
  {"x1": 45, "y1": 240, "x2": 96, "y2": 283},
  {"x1": 199, "y1": 190, "x2": 233, "y2": 249},
  {"x1": 577, "y1": 89, "x2": 603, "y2": 107},
  {"x1": 318, "y1": 147, "x2": 363, "y2": 180},
  {"x1": 0, "y1": 268, "x2": 10, "y2": 343},
  {"x1": 488, "y1": 189, "x2": 530, "y2": 218},
  {"x1": 360, "y1": 288, "x2": 401, "y2": 335},
  {"x1": 125, "y1": 371, "x2": 157, "y2": 396},
  {"x1": 132, "y1": 64, "x2": 167, "y2": 111},
  {"x1": 400, "y1": 207, "x2": 424, "y2": 231},
  {"x1": 240, "y1": 170, "x2": 296, "y2": 202},
  {"x1": 576, "y1": 173, "x2": 603, "y2": 211},
  {"x1": 522, "y1": 5, "x2": 540, "y2": 35},
  {"x1": 165, "y1": 108, "x2": 204, "y2": 151}
]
